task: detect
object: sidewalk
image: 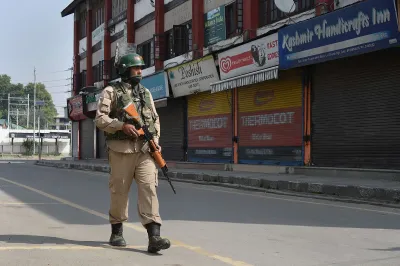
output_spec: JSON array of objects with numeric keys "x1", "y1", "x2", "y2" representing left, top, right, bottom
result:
[{"x1": 35, "y1": 159, "x2": 400, "y2": 206}]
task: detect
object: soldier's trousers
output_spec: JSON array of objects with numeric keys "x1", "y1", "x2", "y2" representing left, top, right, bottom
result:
[{"x1": 108, "y1": 149, "x2": 162, "y2": 226}]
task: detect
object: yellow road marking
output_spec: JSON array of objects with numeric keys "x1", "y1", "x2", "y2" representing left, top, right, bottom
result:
[
  {"x1": 0, "y1": 244, "x2": 180, "y2": 251},
  {"x1": 0, "y1": 245, "x2": 151, "y2": 251},
  {"x1": 0, "y1": 177, "x2": 253, "y2": 266}
]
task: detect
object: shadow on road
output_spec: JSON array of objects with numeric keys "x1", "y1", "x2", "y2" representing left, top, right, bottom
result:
[
  {"x1": 1, "y1": 162, "x2": 400, "y2": 230},
  {"x1": 0, "y1": 234, "x2": 160, "y2": 256}
]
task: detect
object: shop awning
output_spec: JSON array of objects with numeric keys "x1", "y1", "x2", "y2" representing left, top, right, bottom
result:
[{"x1": 210, "y1": 66, "x2": 279, "y2": 93}]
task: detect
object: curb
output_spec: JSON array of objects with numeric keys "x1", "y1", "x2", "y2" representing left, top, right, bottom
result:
[{"x1": 35, "y1": 160, "x2": 400, "y2": 206}]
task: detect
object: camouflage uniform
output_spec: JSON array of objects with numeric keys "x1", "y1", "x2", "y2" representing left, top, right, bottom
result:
[{"x1": 94, "y1": 53, "x2": 170, "y2": 253}]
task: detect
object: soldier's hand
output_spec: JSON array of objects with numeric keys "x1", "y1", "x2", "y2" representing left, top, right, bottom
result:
[
  {"x1": 150, "y1": 142, "x2": 162, "y2": 153},
  {"x1": 156, "y1": 143, "x2": 162, "y2": 153},
  {"x1": 122, "y1": 123, "x2": 139, "y2": 138}
]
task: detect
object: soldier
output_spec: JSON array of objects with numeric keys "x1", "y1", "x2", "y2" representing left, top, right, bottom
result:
[{"x1": 94, "y1": 52, "x2": 171, "y2": 253}]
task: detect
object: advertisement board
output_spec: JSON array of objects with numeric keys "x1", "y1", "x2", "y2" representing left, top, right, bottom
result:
[
  {"x1": 279, "y1": 0, "x2": 400, "y2": 69},
  {"x1": 140, "y1": 71, "x2": 170, "y2": 100},
  {"x1": 67, "y1": 95, "x2": 86, "y2": 121},
  {"x1": 167, "y1": 55, "x2": 220, "y2": 97},
  {"x1": 187, "y1": 91, "x2": 232, "y2": 163},
  {"x1": 217, "y1": 33, "x2": 279, "y2": 80}
]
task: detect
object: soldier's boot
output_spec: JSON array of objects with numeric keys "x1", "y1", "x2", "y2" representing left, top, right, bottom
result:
[
  {"x1": 146, "y1": 222, "x2": 171, "y2": 253},
  {"x1": 109, "y1": 223, "x2": 126, "y2": 247}
]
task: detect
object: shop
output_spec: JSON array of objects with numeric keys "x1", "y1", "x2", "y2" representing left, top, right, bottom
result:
[
  {"x1": 67, "y1": 94, "x2": 86, "y2": 159},
  {"x1": 279, "y1": 0, "x2": 400, "y2": 169},
  {"x1": 187, "y1": 90, "x2": 233, "y2": 163},
  {"x1": 211, "y1": 33, "x2": 304, "y2": 166},
  {"x1": 166, "y1": 55, "x2": 222, "y2": 162},
  {"x1": 142, "y1": 71, "x2": 185, "y2": 161},
  {"x1": 82, "y1": 86, "x2": 108, "y2": 159}
]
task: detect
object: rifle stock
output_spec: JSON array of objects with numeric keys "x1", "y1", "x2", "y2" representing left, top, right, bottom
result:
[{"x1": 123, "y1": 102, "x2": 177, "y2": 194}]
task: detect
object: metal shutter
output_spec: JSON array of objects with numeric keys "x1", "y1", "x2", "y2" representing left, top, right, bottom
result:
[
  {"x1": 238, "y1": 69, "x2": 303, "y2": 165},
  {"x1": 187, "y1": 90, "x2": 233, "y2": 163},
  {"x1": 158, "y1": 97, "x2": 186, "y2": 161},
  {"x1": 80, "y1": 118, "x2": 95, "y2": 159},
  {"x1": 311, "y1": 48, "x2": 400, "y2": 169}
]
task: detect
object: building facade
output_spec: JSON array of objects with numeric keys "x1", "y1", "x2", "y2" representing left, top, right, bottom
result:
[{"x1": 62, "y1": 0, "x2": 400, "y2": 169}]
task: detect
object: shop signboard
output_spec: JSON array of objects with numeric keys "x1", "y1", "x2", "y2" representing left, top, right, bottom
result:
[
  {"x1": 187, "y1": 92, "x2": 232, "y2": 163},
  {"x1": 167, "y1": 55, "x2": 220, "y2": 98},
  {"x1": 279, "y1": 0, "x2": 400, "y2": 69},
  {"x1": 67, "y1": 95, "x2": 86, "y2": 121},
  {"x1": 204, "y1": 5, "x2": 226, "y2": 46},
  {"x1": 217, "y1": 33, "x2": 279, "y2": 80},
  {"x1": 140, "y1": 71, "x2": 170, "y2": 100}
]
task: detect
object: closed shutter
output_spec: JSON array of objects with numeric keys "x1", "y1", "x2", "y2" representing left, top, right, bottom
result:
[
  {"x1": 238, "y1": 70, "x2": 303, "y2": 165},
  {"x1": 72, "y1": 121, "x2": 79, "y2": 158},
  {"x1": 158, "y1": 97, "x2": 186, "y2": 161},
  {"x1": 96, "y1": 128, "x2": 108, "y2": 159},
  {"x1": 311, "y1": 48, "x2": 400, "y2": 169},
  {"x1": 187, "y1": 90, "x2": 233, "y2": 163},
  {"x1": 80, "y1": 118, "x2": 95, "y2": 159}
]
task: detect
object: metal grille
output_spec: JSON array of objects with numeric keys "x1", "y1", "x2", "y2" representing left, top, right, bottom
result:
[
  {"x1": 158, "y1": 98, "x2": 186, "y2": 161},
  {"x1": 238, "y1": 69, "x2": 303, "y2": 165},
  {"x1": 311, "y1": 48, "x2": 400, "y2": 169},
  {"x1": 187, "y1": 91, "x2": 233, "y2": 163}
]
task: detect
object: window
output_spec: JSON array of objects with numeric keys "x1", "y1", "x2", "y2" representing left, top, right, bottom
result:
[
  {"x1": 225, "y1": 0, "x2": 243, "y2": 39},
  {"x1": 112, "y1": 0, "x2": 127, "y2": 18},
  {"x1": 137, "y1": 39, "x2": 154, "y2": 69},
  {"x1": 163, "y1": 22, "x2": 192, "y2": 60},
  {"x1": 79, "y1": 11, "x2": 87, "y2": 39},
  {"x1": 92, "y1": 61, "x2": 104, "y2": 83},
  {"x1": 80, "y1": 70, "x2": 87, "y2": 91},
  {"x1": 259, "y1": 0, "x2": 315, "y2": 26},
  {"x1": 93, "y1": 0, "x2": 105, "y2": 29},
  {"x1": 110, "y1": 57, "x2": 119, "y2": 80}
]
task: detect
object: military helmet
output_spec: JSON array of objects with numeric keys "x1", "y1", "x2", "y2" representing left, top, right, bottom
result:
[{"x1": 116, "y1": 53, "x2": 145, "y2": 76}]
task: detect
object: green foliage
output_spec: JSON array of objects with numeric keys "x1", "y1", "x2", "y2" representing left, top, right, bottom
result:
[
  {"x1": 0, "y1": 74, "x2": 58, "y2": 129},
  {"x1": 21, "y1": 139, "x2": 37, "y2": 155}
]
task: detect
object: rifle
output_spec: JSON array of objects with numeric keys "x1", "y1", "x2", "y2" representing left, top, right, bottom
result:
[{"x1": 122, "y1": 102, "x2": 177, "y2": 194}]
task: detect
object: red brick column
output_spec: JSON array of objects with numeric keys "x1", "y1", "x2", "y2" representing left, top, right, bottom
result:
[
  {"x1": 103, "y1": 0, "x2": 112, "y2": 86},
  {"x1": 73, "y1": 10, "x2": 80, "y2": 95},
  {"x1": 243, "y1": 0, "x2": 259, "y2": 40},
  {"x1": 192, "y1": 0, "x2": 204, "y2": 59},
  {"x1": 127, "y1": 0, "x2": 135, "y2": 44},
  {"x1": 155, "y1": 0, "x2": 164, "y2": 71},
  {"x1": 86, "y1": 2, "x2": 93, "y2": 86}
]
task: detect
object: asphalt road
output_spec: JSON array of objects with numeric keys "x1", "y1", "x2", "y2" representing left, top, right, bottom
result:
[{"x1": 1, "y1": 161, "x2": 400, "y2": 266}]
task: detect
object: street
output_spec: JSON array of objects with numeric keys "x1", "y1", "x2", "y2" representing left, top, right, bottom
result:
[{"x1": 1, "y1": 162, "x2": 400, "y2": 265}]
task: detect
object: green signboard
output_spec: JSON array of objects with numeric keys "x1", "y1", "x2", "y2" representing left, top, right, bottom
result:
[{"x1": 204, "y1": 6, "x2": 226, "y2": 46}]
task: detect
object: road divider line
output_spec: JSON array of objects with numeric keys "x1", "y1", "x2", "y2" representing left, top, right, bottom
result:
[{"x1": 0, "y1": 177, "x2": 253, "y2": 266}]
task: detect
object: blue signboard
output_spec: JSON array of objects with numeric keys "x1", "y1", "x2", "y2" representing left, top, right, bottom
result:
[
  {"x1": 279, "y1": 0, "x2": 400, "y2": 69},
  {"x1": 141, "y1": 71, "x2": 170, "y2": 100}
]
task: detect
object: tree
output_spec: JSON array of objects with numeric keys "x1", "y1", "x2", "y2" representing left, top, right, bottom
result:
[{"x1": 0, "y1": 74, "x2": 58, "y2": 129}]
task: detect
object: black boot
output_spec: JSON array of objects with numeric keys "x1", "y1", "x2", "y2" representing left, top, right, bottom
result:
[
  {"x1": 146, "y1": 222, "x2": 171, "y2": 253},
  {"x1": 109, "y1": 223, "x2": 126, "y2": 247}
]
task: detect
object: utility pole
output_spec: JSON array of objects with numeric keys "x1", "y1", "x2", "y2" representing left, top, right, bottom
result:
[
  {"x1": 27, "y1": 94, "x2": 30, "y2": 128},
  {"x1": 7, "y1": 93, "x2": 10, "y2": 129},
  {"x1": 33, "y1": 67, "x2": 36, "y2": 154}
]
